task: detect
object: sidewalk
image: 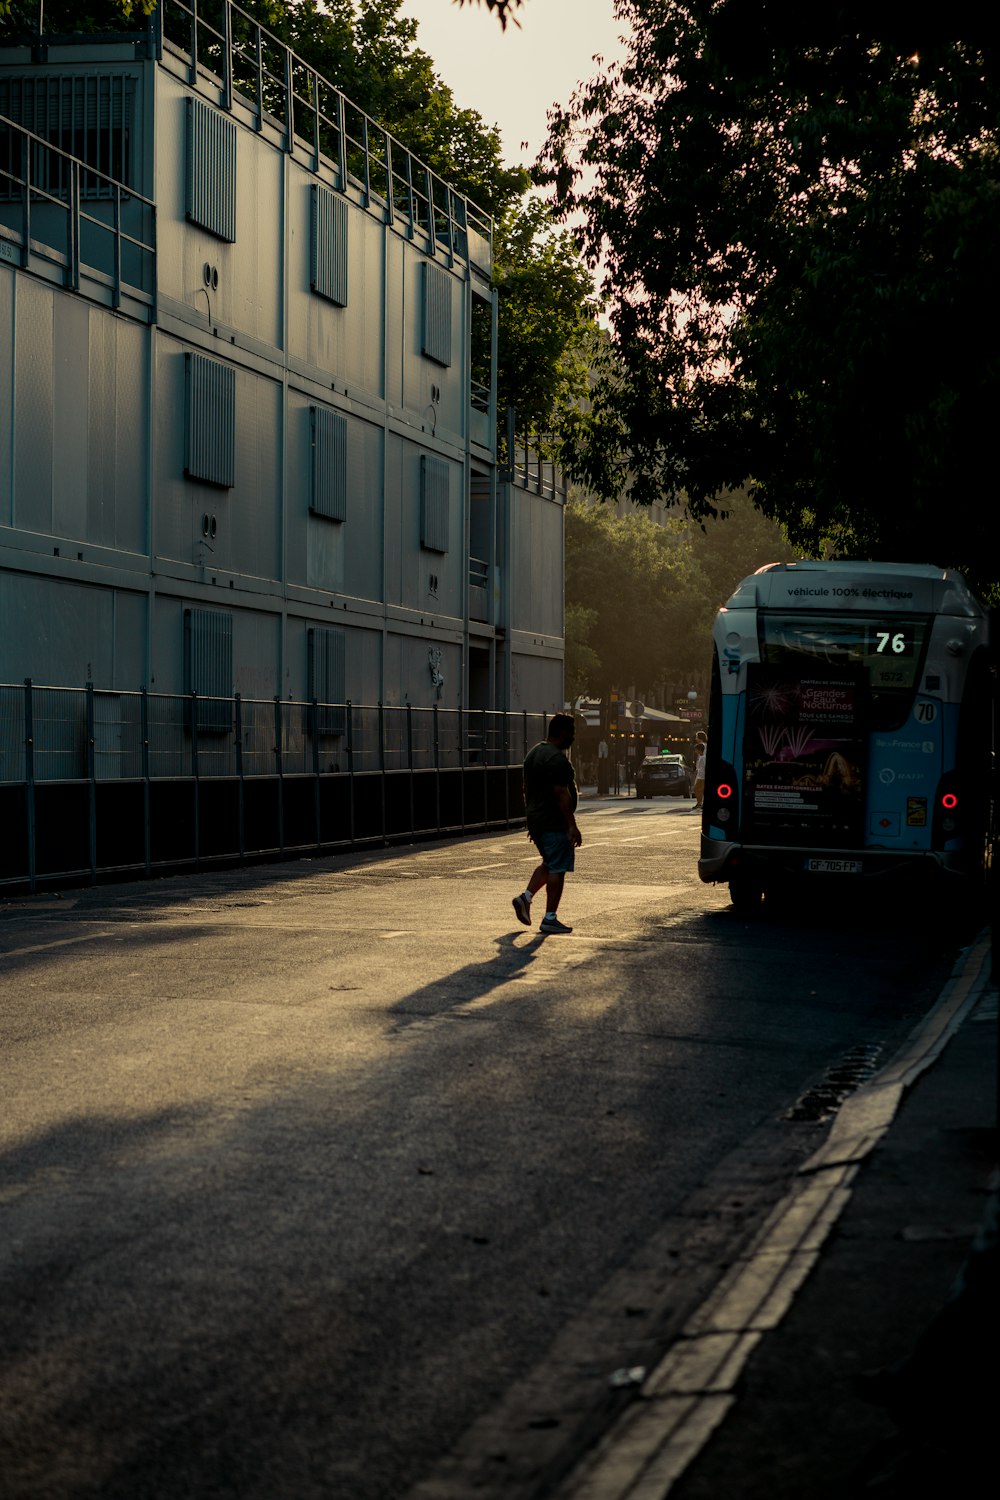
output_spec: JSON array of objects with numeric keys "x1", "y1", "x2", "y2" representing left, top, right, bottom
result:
[{"x1": 559, "y1": 932, "x2": 996, "y2": 1500}]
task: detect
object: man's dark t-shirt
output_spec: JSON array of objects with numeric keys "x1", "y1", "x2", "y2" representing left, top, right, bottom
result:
[{"x1": 523, "y1": 741, "x2": 578, "y2": 838}]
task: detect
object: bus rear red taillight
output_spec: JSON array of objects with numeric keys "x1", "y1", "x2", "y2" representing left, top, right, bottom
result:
[
  {"x1": 933, "y1": 776, "x2": 961, "y2": 843},
  {"x1": 707, "y1": 764, "x2": 739, "y2": 827}
]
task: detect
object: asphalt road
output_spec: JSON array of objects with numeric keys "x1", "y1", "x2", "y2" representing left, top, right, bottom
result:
[{"x1": 0, "y1": 795, "x2": 975, "y2": 1500}]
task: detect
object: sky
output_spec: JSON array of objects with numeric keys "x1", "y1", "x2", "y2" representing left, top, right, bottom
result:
[{"x1": 396, "y1": 0, "x2": 630, "y2": 170}]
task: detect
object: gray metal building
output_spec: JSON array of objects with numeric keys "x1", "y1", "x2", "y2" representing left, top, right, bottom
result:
[{"x1": 0, "y1": 3, "x2": 565, "y2": 717}]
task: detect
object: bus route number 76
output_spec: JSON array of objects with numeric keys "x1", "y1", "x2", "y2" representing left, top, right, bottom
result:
[{"x1": 875, "y1": 630, "x2": 909, "y2": 655}]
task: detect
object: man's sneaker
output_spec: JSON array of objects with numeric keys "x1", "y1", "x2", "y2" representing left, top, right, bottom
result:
[
  {"x1": 512, "y1": 893, "x2": 532, "y2": 926},
  {"x1": 539, "y1": 915, "x2": 573, "y2": 934}
]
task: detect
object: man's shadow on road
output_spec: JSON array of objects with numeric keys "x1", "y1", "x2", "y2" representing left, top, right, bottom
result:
[{"x1": 388, "y1": 929, "x2": 546, "y2": 1031}]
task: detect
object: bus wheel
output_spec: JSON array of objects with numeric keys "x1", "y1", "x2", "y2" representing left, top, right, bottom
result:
[{"x1": 729, "y1": 873, "x2": 765, "y2": 914}]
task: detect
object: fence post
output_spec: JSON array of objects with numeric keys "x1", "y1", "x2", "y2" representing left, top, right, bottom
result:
[
  {"x1": 433, "y1": 702, "x2": 441, "y2": 833},
  {"x1": 482, "y1": 706, "x2": 489, "y2": 827},
  {"x1": 407, "y1": 702, "x2": 415, "y2": 843},
  {"x1": 86, "y1": 681, "x2": 97, "y2": 883},
  {"x1": 235, "y1": 692, "x2": 245, "y2": 865},
  {"x1": 140, "y1": 687, "x2": 151, "y2": 877},
  {"x1": 378, "y1": 701, "x2": 387, "y2": 844},
  {"x1": 221, "y1": 0, "x2": 233, "y2": 112},
  {"x1": 503, "y1": 709, "x2": 510, "y2": 826},
  {"x1": 274, "y1": 697, "x2": 284, "y2": 855},
  {"x1": 69, "y1": 159, "x2": 81, "y2": 292},
  {"x1": 311, "y1": 698, "x2": 321, "y2": 853},
  {"x1": 459, "y1": 708, "x2": 466, "y2": 832},
  {"x1": 191, "y1": 692, "x2": 200, "y2": 866},
  {"x1": 23, "y1": 679, "x2": 36, "y2": 894},
  {"x1": 346, "y1": 700, "x2": 355, "y2": 847}
]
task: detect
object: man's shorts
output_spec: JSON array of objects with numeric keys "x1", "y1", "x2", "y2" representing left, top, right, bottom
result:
[{"x1": 532, "y1": 830, "x2": 575, "y2": 874}]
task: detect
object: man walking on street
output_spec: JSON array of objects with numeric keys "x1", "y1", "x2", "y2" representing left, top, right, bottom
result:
[{"x1": 512, "y1": 713, "x2": 582, "y2": 934}]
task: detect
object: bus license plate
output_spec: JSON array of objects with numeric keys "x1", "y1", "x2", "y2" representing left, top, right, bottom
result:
[{"x1": 805, "y1": 858, "x2": 862, "y2": 874}]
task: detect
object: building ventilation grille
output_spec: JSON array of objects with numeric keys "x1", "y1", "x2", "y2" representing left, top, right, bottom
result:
[
  {"x1": 186, "y1": 97, "x2": 237, "y2": 242},
  {"x1": 310, "y1": 406, "x2": 348, "y2": 521},
  {"x1": 421, "y1": 262, "x2": 452, "y2": 367},
  {"x1": 421, "y1": 455, "x2": 450, "y2": 553},
  {"x1": 309, "y1": 627, "x2": 347, "y2": 735},
  {"x1": 0, "y1": 73, "x2": 136, "y2": 198},
  {"x1": 311, "y1": 185, "x2": 349, "y2": 306},
  {"x1": 186, "y1": 353, "x2": 236, "y2": 488},
  {"x1": 185, "y1": 608, "x2": 233, "y2": 733}
]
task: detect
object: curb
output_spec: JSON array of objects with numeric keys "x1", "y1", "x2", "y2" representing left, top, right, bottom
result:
[{"x1": 557, "y1": 930, "x2": 995, "y2": 1500}]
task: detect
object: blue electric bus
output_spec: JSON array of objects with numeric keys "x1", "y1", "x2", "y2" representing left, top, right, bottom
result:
[{"x1": 699, "y1": 561, "x2": 994, "y2": 911}]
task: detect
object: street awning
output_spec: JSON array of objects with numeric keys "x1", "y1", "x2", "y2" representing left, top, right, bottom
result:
[{"x1": 571, "y1": 704, "x2": 688, "y2": 727}]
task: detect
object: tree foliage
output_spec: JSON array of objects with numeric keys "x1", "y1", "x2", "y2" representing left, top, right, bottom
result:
[
  {"x1": 0, "y1": 1, "x2": 156, "y2": 24},
  {"x1": 494, "y1": 198, "x2": 599, "y2": 439},
  {"x1": 563, "y1": 490, "x2": 797, "y2": 703},
  {"x1": 457, "y1": 0, "x2": 525, "y2": 30},
  {"x1": 542, "y1": 1, "x2": 1000, "y2": 601},
  {"x1": 241, "y1": 0, "x2": 529, "y2": 217},
  {"x1": 563, "y1": 602, "x2": 601, "y2": 703},
  {"x1": 564, "y1": 498, "x2": 714, "y2": 701},
  {"x1": 689, "y1": 489, "x2": 800, "y2": 618}
]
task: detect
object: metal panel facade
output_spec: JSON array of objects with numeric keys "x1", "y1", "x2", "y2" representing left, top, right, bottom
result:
[{"x1": 0, "y1": 20, "x2": 563, "y2": 722}]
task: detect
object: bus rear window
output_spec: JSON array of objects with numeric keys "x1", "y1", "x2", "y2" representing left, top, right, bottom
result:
[{"x1": 759, "y1": 615, "x2": 930, "y2": 724}]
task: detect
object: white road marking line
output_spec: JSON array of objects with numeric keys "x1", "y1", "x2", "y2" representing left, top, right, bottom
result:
[
  {"x1": 453, "y1": 863, "x2": 506, "y2": 872},
  {"x1": 1, "y1": 930, "x2": 117, "y2": 960}
]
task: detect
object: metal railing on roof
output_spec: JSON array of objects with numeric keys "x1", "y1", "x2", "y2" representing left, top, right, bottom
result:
[
  {"x1": 0, "y1": 111, "x2": 156, "y2": 309},
  {"x1": 157, "y1": 0, "x2": 492, "y2": 270}
]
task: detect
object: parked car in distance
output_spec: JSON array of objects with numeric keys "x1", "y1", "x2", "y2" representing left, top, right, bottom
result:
[{"x1": 634, "y1": 754, "x2": 692, "y2": 798}]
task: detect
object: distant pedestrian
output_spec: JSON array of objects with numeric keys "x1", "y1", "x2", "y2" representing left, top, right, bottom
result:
[
  {"x1": 597, "y1": 736, "x2": 610, "y2": 796},
  {"x1": 691, "y1": 733, "x2": 706, "y2": 811},
  {"x1": 512, "y1": 713, "x2": 582, "y2": 934}
]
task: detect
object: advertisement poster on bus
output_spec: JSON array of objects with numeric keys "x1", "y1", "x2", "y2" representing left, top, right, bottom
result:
[{"x1": 743, "y1": 666, "x2": 866, "y2": 843}]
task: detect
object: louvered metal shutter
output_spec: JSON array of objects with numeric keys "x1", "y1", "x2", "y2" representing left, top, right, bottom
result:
[
  {"x1": 0, "y1": 73, "x2": 136, "y2": 198},
  {"x1": 310, "y1": 406, "x2": 348, "y2": 521},
  {"x1": 185, "y1": 608, "x2": 233, "y2": 733},
  {"x1": 186, "y1": 97, "x2": 237, "y2": 242},
  {"x1": 421, "y1": 262, "x2": 452, "y2": 367},
  {"x1": 186, "y1": 353, "x2": 236, "y2": 488},
  {"x1": 421, "y1": 455, "x2": 450, "y2": 553},
  {"x1": 308, "y1": 627, "x2": 347, "y2": 735},
  {"x1": 311, "y1": 185, "x2": 349, "y2": 306}
]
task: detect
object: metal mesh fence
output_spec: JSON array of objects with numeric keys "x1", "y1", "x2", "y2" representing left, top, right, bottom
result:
[
  {"x1": 0, "y1": 684, "x2": 26, "y2": 783},
  {"x1": 1, "y1": 686, "x2": 556, "y2": 784},
  {"x1": 32, "y1": 688, "x2": 87, "y2": 782}
]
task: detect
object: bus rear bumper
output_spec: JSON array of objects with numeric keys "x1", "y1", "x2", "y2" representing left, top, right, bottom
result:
[{"x1": 698, "y1": 838, "x2": 969, "y2": 885}]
